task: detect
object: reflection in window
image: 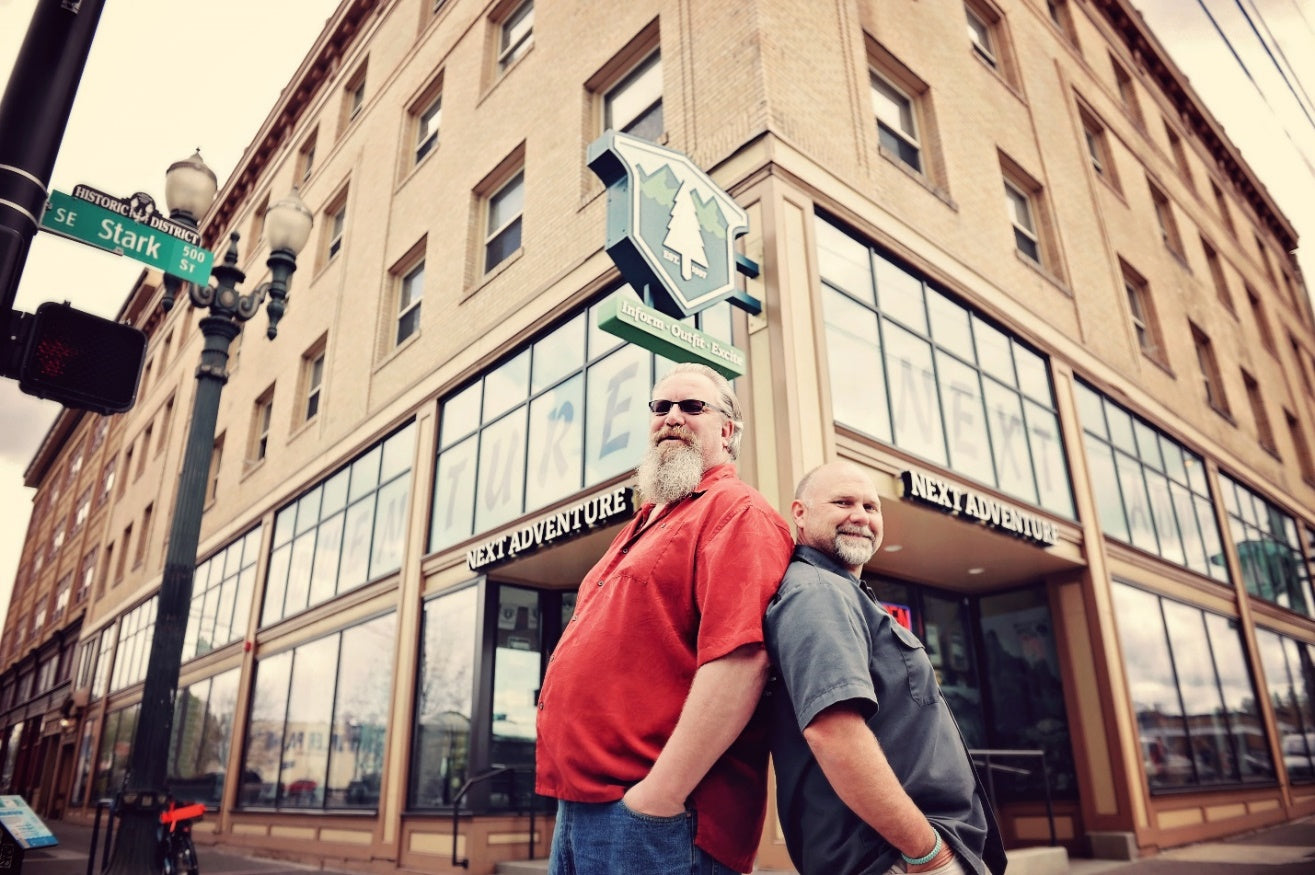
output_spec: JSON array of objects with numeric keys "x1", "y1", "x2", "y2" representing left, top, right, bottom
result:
[
  {"x1": 70, "y1": 718, "x2": 97, "y2": 807},
  {"x1": 430, "y1": 288, "x2": 732, "y2": 551},
  {"x1": 1113, "y1": 582, "x2": 1273, "y2": 790},
  {"x1": 816, "y1": 215, "x2": 1073, "y2": 518},
  {"x1": 411, "y1": 586, "x2": 478, "y2": 808},
  {"x1": 167, "y1": 669, "x2": 240, "y2": 808},
  {"x1": 91, "y1": 704, "x2": 140, "y2": 800},
  {"x1": 1219, "y1": 473, "x2": 1311, "y2": 616},
  {"x1": 1254, "y1": 628, "x2": 1315, "y2": 782},
  {"x1": 240, "y1": 614, "x2": 396, "y2": 810},
  {"x1": 1075, "y1": 381, "x2": 1228, "y2": 581},
  {"x1": 184, "y1": 529, "x2": 261, "y2": 661},
  {"x1": 264, "y1": 424, "x2": 415, "y2": 625},
  {"x1": 110, "y1": 598, "x2": 158, "y2": 692}
]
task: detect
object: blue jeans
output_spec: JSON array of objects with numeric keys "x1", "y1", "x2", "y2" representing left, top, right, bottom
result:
[{"x1": 548, "y1": 799, "x2": 740, "y2": 875}]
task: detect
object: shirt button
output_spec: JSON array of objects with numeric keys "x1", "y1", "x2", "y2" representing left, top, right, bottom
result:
[
  {"x1": 538, "y1": 701, "x2": 544, "y2": 710},
  {"x1": 597, "y1": 579, "x2": 605, "y2": 586},
  {"x1": 621, "y1": 547, "x2": 628, "y2": 553}
]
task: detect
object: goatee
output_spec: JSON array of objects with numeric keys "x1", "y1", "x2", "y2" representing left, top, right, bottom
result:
[
  {"x1": 833, "y1": 527, "x2": 877, "y2": 568},
  {"x1": 637, "y1": 429, "x2": 705, "y2": 504}
]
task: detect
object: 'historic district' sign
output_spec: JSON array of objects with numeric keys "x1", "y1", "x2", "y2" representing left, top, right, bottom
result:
[{"x1": 900, "y1": 469, "x2": 1059, "y2": 547}]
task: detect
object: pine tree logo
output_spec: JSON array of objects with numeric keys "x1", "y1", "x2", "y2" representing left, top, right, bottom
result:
[{"x1": 663, "y1": 180, "x2": 708, "y2": 281}]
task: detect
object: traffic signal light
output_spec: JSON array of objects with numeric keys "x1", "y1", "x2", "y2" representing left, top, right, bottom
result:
[{"x1": 17, "y1": 301, "x2": 146, "y2": 414}]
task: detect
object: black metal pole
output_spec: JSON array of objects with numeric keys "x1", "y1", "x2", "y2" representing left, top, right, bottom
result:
[
  {"x1": 0, "y1": 0, "x2": 108, "y2": 315},
  {"x1": 105, "y1": 237, "x2": 251, "y2": 875}
]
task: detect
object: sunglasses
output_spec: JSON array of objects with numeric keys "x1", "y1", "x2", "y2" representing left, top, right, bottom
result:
[{"x1": 648, "y1": 399, "x2": 728, "y2": 416}]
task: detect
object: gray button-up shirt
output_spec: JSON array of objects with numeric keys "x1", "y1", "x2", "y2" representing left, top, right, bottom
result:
[{"x1": 765, "y1": 545, "x2": 1004, "y2": 875}]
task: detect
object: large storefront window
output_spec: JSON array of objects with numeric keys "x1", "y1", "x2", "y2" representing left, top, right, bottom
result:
[
  {"x1": 184, "y1": 529, "x2": 261, "y2": 660},
  {"x1": 1112, "y1": 582, "x2": 1273, "y2": 790},
  {"x1": 1074, "y1": 382, "x2": 1228, "y2": 582},
  {"x1": 430, "y1": 287, "x2": 732, "y2": 551},
  {"x1": 816, "y1": 215, "x2": 1073, "y2": 519},
  {"x1": 1219, "y1": 473, "x2": 1312, "y2": 616},
  {"x1": 263, "y1": 424, "x2": 416, "y2": 626},
  {"x1": 71, "y1": 717, "x2": 97, "y2": 806},
  {"x1": 1, "y1": 722, "x2": 21, "y2": 790},
  {"x1": 241, "y1": 613, "x2": 395, "y2": 809},
  {"x1": 411, "y1": 585, "x2": 479, "y2": 808},
  {"x1": 91, "y1": 704, "x2": 140, "y2": 800},
  {"x1": 110, "y1": 597, "x2": 157, "y2": 693},
  {"x1": 167, "y1": 668, "x2": 240, "y2": 807},
  {"x1": 1254, "y1": 628, "x2": 1315, "y2": 782}
]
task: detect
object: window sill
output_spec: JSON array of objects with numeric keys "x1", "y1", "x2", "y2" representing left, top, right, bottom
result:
[
  {"x1": 1208, "y1": 403, "x2": 1235, "y2": 426},
  {"x1": 1014, "y1": 249, "x2": 1071, "y2": 296},
  {"x1": 374, "y1": 330, "x2": 423, "y2": 372},
  {"x1": 479, "y1": 43, "x2": 535, "y2": 109},
  {"x1": 240, "y1": 457, "x2": 266, "y2": 482},
  {"x1": 288, "y1": 415, "x2": 319, "y2": 444},
  {"x1": 463, "y1": 247, "x2": 525, "y2": 302},
  {"x1": 397, "y1": 141, "x2": 440, "y2": 192},
  {"x1": 876, "y1": 146, "x2": 956, "y2": 210}
]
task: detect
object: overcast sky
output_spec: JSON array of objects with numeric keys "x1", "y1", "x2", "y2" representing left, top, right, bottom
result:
[{"x1": 1, "y1": 0, "x2": 1314, "y2": 625}]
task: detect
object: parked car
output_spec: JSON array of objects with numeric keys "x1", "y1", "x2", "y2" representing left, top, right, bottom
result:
[{"x1": 1282, "y1": 732, "x2": 1315, "y2": 780}]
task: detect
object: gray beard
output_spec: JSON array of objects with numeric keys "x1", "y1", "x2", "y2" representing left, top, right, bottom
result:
[
  {"x1": 833, "y1": 533, "x2": 877, "y2": 568},
  {"x1": 637, "y1": 441, "x2": 705, "y2": 505}
]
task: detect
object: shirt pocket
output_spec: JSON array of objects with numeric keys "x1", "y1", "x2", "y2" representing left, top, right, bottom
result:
[{"x1": 890, "y1": 620, "x2": 941, "y2": 707}]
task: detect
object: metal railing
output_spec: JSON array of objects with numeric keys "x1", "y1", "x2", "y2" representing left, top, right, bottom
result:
[
  {"x1": 968, "y1": 748, "x2": 1056, "y2": 845},
  {"x1": 449, "y1": 765, "x2": 541, "y2": 869}
]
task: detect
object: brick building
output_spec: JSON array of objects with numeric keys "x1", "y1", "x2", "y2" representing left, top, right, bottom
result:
[{"x1": 4, "y1": 0, "x2": 1315, "y2": 871}]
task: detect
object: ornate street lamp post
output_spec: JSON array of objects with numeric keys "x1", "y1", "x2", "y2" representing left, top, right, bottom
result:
[{"x1": 106, "y1": 153, "x2": 312, "y2": 874}]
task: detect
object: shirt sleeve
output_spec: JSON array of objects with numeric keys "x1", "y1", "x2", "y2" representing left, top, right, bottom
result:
[
  {"x1": 692, "y1": 499, "x2": 794, "y2": 665},
  {"x1": 765, "y1": 569, "x2": 878, "y2": 731}
]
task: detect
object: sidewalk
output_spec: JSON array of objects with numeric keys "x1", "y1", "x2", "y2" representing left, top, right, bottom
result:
[{"x1": 18, "y1": 814, "x2": 1315, "y2": 875}]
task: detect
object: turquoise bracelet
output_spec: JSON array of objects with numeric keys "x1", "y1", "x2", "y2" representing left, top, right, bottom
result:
[{"x1": 901, "y1": 828, "x2": 942, "y2": 866}]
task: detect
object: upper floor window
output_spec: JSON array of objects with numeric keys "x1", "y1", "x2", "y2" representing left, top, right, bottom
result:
[
  {"x1": 182, "y1": 528, "x2": 261, "y2": 661},
  {"x1": 1080, "y1": 106, "x2": 1117, "y2": 190},
  {"x1": 1246, "y1": 285, "x2": 1276, "y2": 353},
  {"x1": 250, "y1": 387, "x2": 275, "y2": 462},
  {"x1": 1164, "y1": 120, "x2": 1194, "y2": 191},
  {"x1": 1111, "y1": 55, "x2": 1144, "y2": 127},
  {"x1": 1004, "y1": 178, "x2": 1040, "y2": 264},
  {"x1": 1191, "y1": 323, "x2": 1229, "y2": 416},
  {"x1": 1220, "y1": 473, "x2": 1310, "y2": 615},
  {"x1": 965, "y1": 2, "x2": 998, "y2": 68},
  {"x1": 342, "y1": 61, "x2": 368, "y2": 130},
  {"x1": 1242, "y1": 370, "x2": 1277, "y2": 454},
  {"x1": 414, "y1": 91, "x2": 442, "y2": 164},
  {"x1": 1201, "y1": 237, "x2": 1234, "y2": 313},
  {"x1": 485, "y1": 169, "x2": 524, "y2": 273},
  {"x1": 397, "y1": 260, "x2": 425, "y2": 346},
  {"x1": 297, "y1": 130, "x2": 318, "y2": 185},
  {"x1": 301, "y1": 339, "x2": 326, "y2": 422},
  {"x1": 1210, "y1": 179, "x2": 1236, "y2": 237},
  {"x1": 322, "y1": 187, "x2": 349, "y2": 266},
  {"x1": 871, "y1": 71, "x2": 922, "y2": 174},
  {"x1": 605, "y1": 51, "x2": 663, "y2": 141},
  {"x1": 1149, "y1": 181, "x2": 1183, "y2": 255},
  {"x1": 498, "y1": 0, "x2": 534, "y2": 72},
  {"x1": 1123, "y1": 262, "x2": 1165, "y2": 365},
  {"x1": 1286, "y1": 410, "x2": 1315, "y2": 483}
]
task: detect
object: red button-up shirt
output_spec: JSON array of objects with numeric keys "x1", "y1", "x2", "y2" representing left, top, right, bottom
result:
[{"x1": 536, "y1": 464, "x2": 793, "y2": 872}]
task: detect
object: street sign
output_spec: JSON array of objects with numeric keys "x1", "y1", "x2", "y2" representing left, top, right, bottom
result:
[{"x1": 39, "y1": 188, "x2": 213, "y2": 282}]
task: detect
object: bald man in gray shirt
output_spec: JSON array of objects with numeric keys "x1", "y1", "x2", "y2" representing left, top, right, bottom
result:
[{"x1": 765, "y1": 462, "x2": 1006, "y2": 875}]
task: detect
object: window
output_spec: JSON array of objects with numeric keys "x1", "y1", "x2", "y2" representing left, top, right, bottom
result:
[
  {"x1": 410, "y1": 586, "x2": 478, "y2": 808},
  {"x1": 484, "y1": 169, "x2": 524, "y2": 273},
  {"x1": 1111, "y1": 55, "x2": 1144, "y2": 127},
  {"x1": 207, "y1": 434, "x2": 224, "y2": 504},
  {"x1": 413, "y1": 90, "x2": 442, "y2": 164},
  {"x1": 98, "y1": 457, "x2": 116, "y2": 509},
  {"x1": 1113, "y1": 582, "x2": 1273, "y2": 790},
  {"x1": 117, "y1": 525, "x2": 132, "y2": 580},
  {"x1": 1123, "y1": 265, "x2": 1163, "y2": 363},
  {"x1": 167, "y1": 669, "x2": 240, "y2": 808},
  {"x1": 1047, "y1": 0, "x2": 1078, "y2": 46},
  {"x1": 1211, "y1": 179, "x2": 1236, "y2": 237},
  {"x1": 965, "y1": 2, "x2": 998, "y2": 68},
  {"x1": 73, "y1": 486, "x2": 91, "y2": 534},
  {"x1": 140, "y1": 358, "x2": 153, "y2": 398},
  {"x1": 240, "y1": 614, "x2": 396, "y2": 810},
  {"x1": 1243, "y1": 370, "x2": 1277, "y2": 454},
  {"x1": 1191, "y1": 323, "x2": 1229, "y2": 415},
  {"x1": 249, "y1": 194, "x2": 269, "y2": 250},
  {"x1": 1253, "y1": 233, "x2": 1277, "y2": 287},
  {"x1": 814, "y1": 215, "x2": 1075, "y2": 518},
  {"x1": 325, "y1": 194, "x2": 347, "y2": 262},
  {"x1": 342, "y1": 62, "x2": 368, "y2": 129},
  {"x1": 157, "y1": 395, "x2": 174, "y2": 456},
  {"x1": 298, "y1": 130, "x2": 318, "y2": 185},
  {"x1": 1287, "y1": 410, "x2": 1315, "y2": 483},
  {"x1": 1246, "y1": 285, "x2": 1276, "y2": 353},
  {"x1": 1078, "y1": 106, "x2": 1118, "y2": 193},
  {"x1": 1220, "y1": 474, "x2": 1310, "y2": 614},
  {"x1": 134, "y1": 503, "x2": 153, "y2": 568},
  {"x1": 605, "y1": 51, "x2": 662, "y2": 141},
  {"x1": 497, "y1": 0, "x2": 533, "y2": 72},
  {"x1": 263, "y1": 424, "x2": 416, "y2": 625},
  {"x1": 110, "y1": 597, "x2": 157, "y2": 692},
  {"x1": 250, "y1": 387, "x2": 274, "y2": 462},
  {"x1": 396, "y1": 260, "x2": 424, "y2": 346},
  {"x1": 1164, "y1": 120, "x2": 1194, "y2": 190},
  {"x1": 1149, "y1": 181, "x2": 1183, "y2": 255},
  {"x1": 1255, "y1": 629, "x2": 1315, "y2": 782},
  {"x1": 301, "y1": 340, "x2": 326, "y2": 422},
  {"x1": 102, "y1": 543, "x2": 115, "y2": 594},
  {"x1": 1004, "y1": 178, "x2": 1040, "y2": 264},
  {"x1": 871, "y1": 71, "x2": 922, "y2": 174},
  {"x1": 182, "y1": 529, "x2": 260, "y2": 661},
  {"x1": 120, "y1": 446, "x2": 133, "y2": 496},
  {"x1": 136, "y1": 424, "x2": 152, "y2": 478},
  {"x1": 1292, "y1": 334, "x2": 1314, "y2": 396},
  {"x1": 53, "y1": 574, "x2": 71, "y2": 621},
  {"x1": 1201, "y1": 237, "x2": 1233, "y2": 312},
  {"x1": 78, "y1": 548, "x2": 96, "y2": 604}
]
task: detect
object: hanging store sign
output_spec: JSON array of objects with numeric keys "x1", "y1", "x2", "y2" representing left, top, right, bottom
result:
[
  {"x1": 467, "y1": 485, "x2": 634, "y2": 571},
  {"x1": 596, "y1": 296, "x2": 745, "y2": 379},
  {"x1": 900, "y1": 469, "x2": 1058, "y2": 547}
]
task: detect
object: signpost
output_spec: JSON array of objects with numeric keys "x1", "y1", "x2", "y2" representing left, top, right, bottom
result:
[{"x1": 39, "y1": 186, "x2": 213, "y2": 282}]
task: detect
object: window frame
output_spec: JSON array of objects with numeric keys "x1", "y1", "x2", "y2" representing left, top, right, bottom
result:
[
  {"x1": 871, "y1": 70, "x2": 923, "y2": 175},
  {"x1": 497, "y1": 0, "x2": 534, "y2": 73},
  {"x1": 1149, "y1": 180, "x2": 1184, "y2": 256},
  {"x1": 1242, "y1": 369, "x2": 1278, "y2": 454},
  {"x1": 483, "y1": 167, "x2": 525, "y2": 275},
  {"x1": 604, "y1": 50, "x2": 663, "y2": 140},
  {"x1": 396, "y1": 259, "x2": 425, "y2": 347},
  {"x1": 300, "y1": 339, "x2": 326, "y2": 423},
  {"x1": 1123, "y1": 262, "x2": 1166, "y2": 366},
  {"x1": 250, "y1": 386, "x2": 275, "y2": 463},
  {"x1": 1003, "y1": 178, "x2": 1040, "y2": 264},
  {"x1": 1191, "y1": 323, "x2": 1230, "y2": 416}
]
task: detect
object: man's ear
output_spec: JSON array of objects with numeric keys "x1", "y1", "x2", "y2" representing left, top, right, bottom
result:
[{"x1": 791, "y1": 499, "x2": 807, "y2": 529}]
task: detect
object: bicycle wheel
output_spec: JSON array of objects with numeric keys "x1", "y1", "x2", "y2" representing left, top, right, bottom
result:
[{"x1": 177, "y1": 834, "x2": 199, "y2": 875}]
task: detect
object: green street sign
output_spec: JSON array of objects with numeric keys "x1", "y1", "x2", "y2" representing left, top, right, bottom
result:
[
  {"x1": 596, "y1": 295, "x2": 746, "y2": 379},
  {"x1": 40, "y1": 187, "x2": 214, "y2": 282}
]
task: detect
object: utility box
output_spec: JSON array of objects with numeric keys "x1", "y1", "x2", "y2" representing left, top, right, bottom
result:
[{"x1": 0, "y1": 796, "x2": 58, "y2": 874}]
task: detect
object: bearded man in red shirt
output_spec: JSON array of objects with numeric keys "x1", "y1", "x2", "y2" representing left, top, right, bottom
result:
[{"x1": 536, "y1": 362, "x2": 794, "y2": 874}]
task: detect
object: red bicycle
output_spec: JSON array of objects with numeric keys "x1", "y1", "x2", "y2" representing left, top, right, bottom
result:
[{"x1": 158, "y1": 798, "x2": 203, "y2": 875}]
